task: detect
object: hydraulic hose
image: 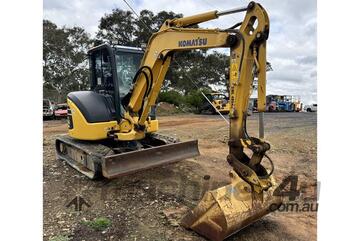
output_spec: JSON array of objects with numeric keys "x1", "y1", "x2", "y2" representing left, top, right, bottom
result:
[
  {"x1": 258, "y1": 153, "x2": 274, "y2": 179},
  {"x1": 131, "y1": 65, "x2": 154, "y2": 120}
]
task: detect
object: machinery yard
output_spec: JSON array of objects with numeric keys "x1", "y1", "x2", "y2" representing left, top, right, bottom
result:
[{"x1": 43, "y1": 112, "x2": 317, "y2": 241}]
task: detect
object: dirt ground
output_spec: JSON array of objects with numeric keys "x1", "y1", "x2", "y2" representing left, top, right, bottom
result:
[{"x1": 43, "y1": 112, "x2": 317, "y2": 241}]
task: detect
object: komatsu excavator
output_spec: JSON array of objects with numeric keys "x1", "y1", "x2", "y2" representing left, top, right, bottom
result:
[{"x1": 55, "y1": 2, "x2": 281, "y2": 240}]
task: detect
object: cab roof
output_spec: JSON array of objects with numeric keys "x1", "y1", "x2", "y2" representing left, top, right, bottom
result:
[{"x1": 88, "y1": 43, "x2": 143, "y2": 55}]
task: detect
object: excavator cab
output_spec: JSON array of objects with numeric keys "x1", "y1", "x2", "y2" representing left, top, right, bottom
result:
[
  {"x1": 56, "y1": 44, "x2": 200, "y2": 179},
  {"x1": 64, "y1": 44, "x2": 146, "y2": 140},
  {"x1": 89, "y1": 45, "x2": 143, "y2": 102}
]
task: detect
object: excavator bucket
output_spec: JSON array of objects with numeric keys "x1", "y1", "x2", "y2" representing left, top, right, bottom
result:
[
  {"x1": 56, "y1": 134, "x2": 200, "y2": 179},
  {"x1": 181, "y1": 170, "x2": 282, "y2": 241}
]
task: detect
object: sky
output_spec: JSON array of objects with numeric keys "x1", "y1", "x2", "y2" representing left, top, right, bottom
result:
[{"x1": 44, "y1": 0, "x2": 317, "y2": 104}]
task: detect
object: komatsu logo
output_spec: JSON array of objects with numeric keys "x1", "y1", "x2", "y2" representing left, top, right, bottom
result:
[{"x1": 178, "y1": 38, "x2": 208, "y2": 47}]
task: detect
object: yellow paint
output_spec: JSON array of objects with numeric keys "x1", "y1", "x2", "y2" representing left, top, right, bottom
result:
[
  {"x1": 68, "y1": 98, "x2": 159, "y2": 141},
  {"x1": 67, "y1": 99, "x2": 117, "y2": 140},
  {"x1": 65, "y1": 2, "x2": 279, "y2": 239},
  {"x1": 115, "y1": 119, "x2": 158, "y2": 141}
]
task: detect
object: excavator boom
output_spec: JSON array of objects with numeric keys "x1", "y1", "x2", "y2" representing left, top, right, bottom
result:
[{"x1": 56, "y1": 2, "x2": 281, "y2": 240}]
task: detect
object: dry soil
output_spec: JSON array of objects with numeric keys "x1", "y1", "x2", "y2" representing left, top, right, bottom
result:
[{"x1": 43, "y1": 112, "x2": 317, "y2": 241}]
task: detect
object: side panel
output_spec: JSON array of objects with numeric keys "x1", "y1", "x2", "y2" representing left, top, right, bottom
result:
[{"x1": 67, "y1": 99, "x2": 117, "y2": 140}]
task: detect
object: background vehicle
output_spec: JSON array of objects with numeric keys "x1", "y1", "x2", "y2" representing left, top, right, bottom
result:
[
  {"x1": 277, "y1": 95, "x2": 295, "y2": 112},
  {"x1": 210, "y1": 92, "x2": 230, "y2": 114},
  {"x1": 54, "y1": 103, "x2": 68, "y2": 118},
  {"x1": 266, "y1": 95, "x2": 278, "y2": 111},
  {"x1": 201, "y1": 92, "x2": 230, "y2": 114},
  {"x1": 304, "y1": 103, "x2": 317, "y2": 112},
  {"x1": 55, "y1": 3, "x2": 280, "y2": 240},
  {"x1": 294, "y1": 100, "x2": 303, "y2": 112},
  {"x1": 43, "y1": 99, "x2": 55, "y2": 119},
  {"x1": 266, "y1": 95, "x2": 302, "y2": 112}
]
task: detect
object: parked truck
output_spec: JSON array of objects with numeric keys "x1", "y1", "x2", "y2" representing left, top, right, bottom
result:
[
  {"x1": 265, "y1": 95, "x2": 302, "y2": 112},
  {"x1": 277, "y1": 95, "x2": 295, "y2": 112}
]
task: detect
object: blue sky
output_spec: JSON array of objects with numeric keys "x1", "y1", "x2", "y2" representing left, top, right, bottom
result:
[{"x1": 44, "y1": 0, "x2": 317, "y2": 104}]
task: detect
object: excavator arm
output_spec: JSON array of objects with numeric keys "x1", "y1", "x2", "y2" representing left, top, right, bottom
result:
[
  {"x1": 118, "y1": 2, "x2": 267, "y2": 139},
  {"x1": 117, "y1": 2, "x2": 281, "y2": 240},
  {"x1": 119, "y1": 1, "x2": 270, "y2": 174}
]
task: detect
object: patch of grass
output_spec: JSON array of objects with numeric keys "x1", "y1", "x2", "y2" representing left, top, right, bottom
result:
[
  {"x1": 82, "y1": 217, "x2": 112, "y2": 231},
  {"x1": 49, "y1": 235, "x2": 71, "y2": 241}
]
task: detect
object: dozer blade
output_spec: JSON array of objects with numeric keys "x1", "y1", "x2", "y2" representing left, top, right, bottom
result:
[
  {"x1": 102, "y1": 140, "x2": 200, "y2": 178},
  {"x1": 56, "y1": 135, "x2": 200, "y2": 179},
  {"x1": 180, "y1": 170, "x2": 282, "y2": 241}
]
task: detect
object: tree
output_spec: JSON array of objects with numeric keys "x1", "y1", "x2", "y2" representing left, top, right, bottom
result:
[
  {"x1": 133, "y1": 10, "x2": 155, "y2": 46},
  {"x1": 203, "y1": 52, "x2": 230, "y2": 89},
  {"x1": 66, "y1": 27, "x2": 92, "y2": 91},
  {"x1": 96, "y1": 9, "x2": 136, "y2": 46},
  {"x1": 43, "y1": 9, "x2": 232, "y2": 103},
  {"x1": 153, "y1": 11, "x2": 183, "y2": 29},
  {"x1": 95, "y1": 8, "x2": 183, "y2": 46},
  {"x1": 163, "y1": 51, "x2": 229, "y2": 94},
  {"x1": 185, "y1": 88, "x2": 212, "y2": 113},
  {"x1": 43, "y1": 20, "x2": 91, "y2": 102}
]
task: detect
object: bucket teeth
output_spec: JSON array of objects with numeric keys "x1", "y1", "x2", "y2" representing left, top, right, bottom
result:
[{"x1": 180, "y1": 170, "x2": 282, "y2": 241}]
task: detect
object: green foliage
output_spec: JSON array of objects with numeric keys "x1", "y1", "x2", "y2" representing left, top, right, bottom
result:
[
  {"x1": 184, "y1": 88, "x2": 212, "y2": 113},
  {"x1": 49, "y1": 235, "x2": 71, "y2": 241},
  {"x1": 158, "y1": 90, "x2": 184, "y2": 106},
  {"x1": 43, "y1": 20, "x2": 91, "y2": 102},
  {"x1": 93, "y1": 8, "x2": 228, "y2": 95},
  {"x1": 95, "y1": 9, "x2": 183, "y2": 46},
  {"x1": 96, "y1": 10, "x2": 135, "y2": 46},
  {"x1": 158, "y1": 89, "x2": 216, "y2": 114},
  {"x1": 153, "y1": 11, "x2": 183, "y2": 30},
  {"x1": 165, "y1": 50, "x2": 229, "y2": 94},
  {"x1": 43, "y1": 9, "x2": 232, "y2": 107},
  {"x1": 82, "y1": 217, "x2": 112, "y2": 231},
  {"x1": 133, "y1": 10, "x2": 155, "y2": 46}
]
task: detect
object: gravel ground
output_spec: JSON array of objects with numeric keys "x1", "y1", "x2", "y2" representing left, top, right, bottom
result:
[{"x1": 43, "y1": 112, "x2": 317, "y2": 241}]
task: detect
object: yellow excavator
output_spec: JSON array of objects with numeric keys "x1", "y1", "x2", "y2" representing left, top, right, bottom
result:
[
  {"x1": 56, "y1": 2, "x2": 281, "y2": 240},
  {"x1": 206, "y1": 92, "x2": 231, "y2": 115}
]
